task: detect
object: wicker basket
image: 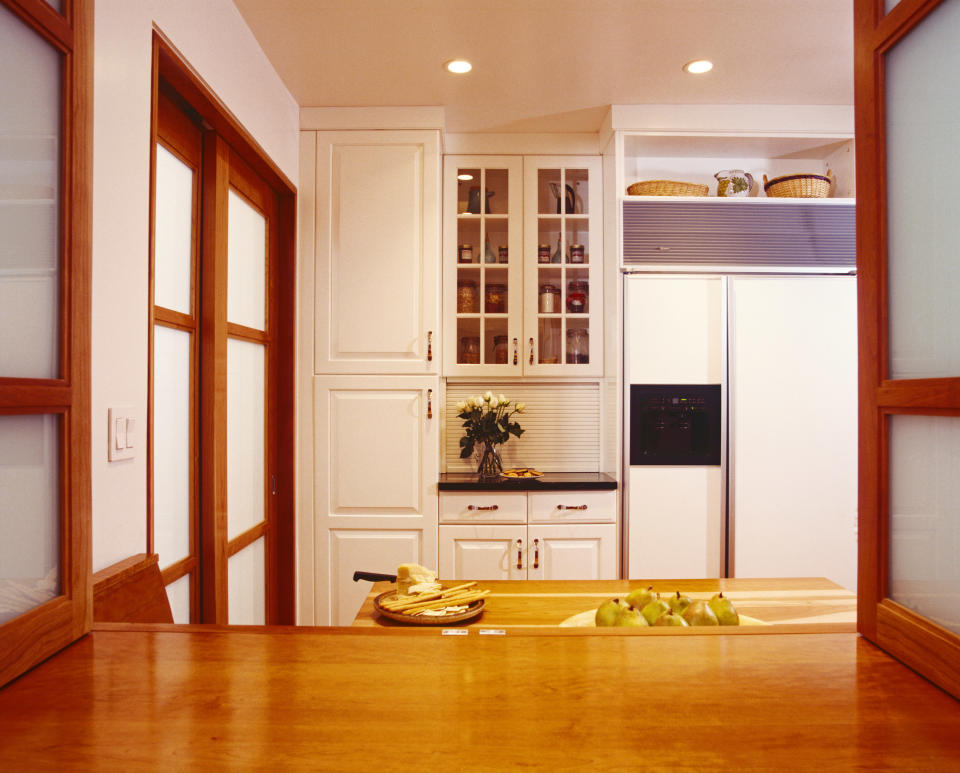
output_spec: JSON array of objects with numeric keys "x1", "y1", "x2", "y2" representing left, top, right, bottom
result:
[
  {"x1": 763, "y1": 172, "x2": 833, "y2": 198},
  {"x1": 627, "y1": 179, "x2": 709, "y2": 197}
]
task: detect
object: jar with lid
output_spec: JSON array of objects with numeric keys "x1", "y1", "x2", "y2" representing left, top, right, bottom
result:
[
  {"x1": 539, "y1": 284, "x2": 560, "y2": 313},
  {"x1": 457, "y1": 279, "x2": 478, "y2": 313},
  {"x1": 566, "y1": 328, "x2": 589, "y2": 364},
  {"x1": 569, "y1": 244, "x2": 585, "y2": 263},
  {"x1": 498, "y1": 245, "x2": 508, "y2": 263},
  {"x1": 538, "y1": 244, "x2": 551, "y2": 264},
  {"x1": 485, "y1": 283, "x2": 507, "y2": 313},
  {"x1": 458, "y1": 244, "x2": 474, "y2": 263},
  {"x1": 492, "y1": 335, "x2": 508, "y2": 364},
  {"x1": 460, "y1": 336, "x2": 480, "y2": 364},
  {"x1": 567, "y1": 279, "x2": 588, "y2": 313}
]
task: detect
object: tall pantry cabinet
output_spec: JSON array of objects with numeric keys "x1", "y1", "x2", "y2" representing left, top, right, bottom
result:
[{"x1": 300, "y1": 129, "x2": 441, "y2": 625}]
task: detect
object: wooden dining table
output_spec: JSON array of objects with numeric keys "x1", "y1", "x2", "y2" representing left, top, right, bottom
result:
[{"x1": 353, "y1": 577, "x2": 857, "y2": 633}]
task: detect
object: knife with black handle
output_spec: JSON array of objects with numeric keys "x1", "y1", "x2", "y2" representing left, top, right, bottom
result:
[{"x1": 352, "y1": 571, "x2": 397, "y2": 583}]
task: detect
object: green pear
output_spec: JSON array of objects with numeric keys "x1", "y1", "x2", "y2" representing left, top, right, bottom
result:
[
  {"x1": 595, "y1": 598, "x2": 626, "y2": 627},
  {"x1": 653, "y1": 609, "x2": 689, "y2": 627},
  {"x1": 640, "y1": 594, "x2": 670, "y2": 626},
  {"x1": 625, "y1": 585, "x2": 654, "y2": 611},
  {"x1": 708, "y1": 592, "x2": 740, "y2": 626},
  {"x1": 682, "y1": 599, "x2": 719, "y2": 626},
  {"x1": 615, "y1": 606, "x2": 649, "y2": 627},
  {"x1": 667, "y1": 590, "x2": 692, "y2": 615}
]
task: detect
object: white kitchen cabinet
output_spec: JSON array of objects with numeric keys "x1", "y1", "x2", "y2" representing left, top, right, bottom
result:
[
  {"x1": 442, "y1": 155, "x2": 603, "y2": 376},
  {"x1": 438, "y1": 489, "x2": 617, "y2": 580},
  {"x1": 313, "y1": 375, "x2": 439, "y2": 625},
  {"x1": 312, "y1": 130, "x2": 440, "y2": 375}
]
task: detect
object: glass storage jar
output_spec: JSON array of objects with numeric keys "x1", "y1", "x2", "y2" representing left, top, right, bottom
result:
[
  {"x1": 460, "y1": 336, "x2": 480, "y2": 364},
  {"x1": 493, "y1": 335, "x2": 508, "y2": 364},
  {"x1": 485, "y1": 283, "x2": 507, "y2": 313},
  {"x1": 457, "y1": 279, "x2": 478, "y2": 313},
  {"x1": 539, "y1": 284, "x2": 560, "y2": 313},
  {"x1": 567, "y1": 279, "x2": 588, "y2": 313},
  {"x1": 566, "y1": 328, "x2": 589, "y2": 364},
  {"x1": 538, "y1": 244, "x2": 552, "y2": 263},
  {"x1": 569, "y1": 244, "x2": 585, "y2": 263},
  {"x1": 458, "y1": 244, "x2": 474, "y2": 263}
]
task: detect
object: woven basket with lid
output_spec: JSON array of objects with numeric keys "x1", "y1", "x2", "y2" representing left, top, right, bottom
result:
[
  {"x1": 763, "y1": 172, "x2": 833, "y2": 198},
  {"x1": 627, "y1": 179, "x2": 709, "y2": 197}
]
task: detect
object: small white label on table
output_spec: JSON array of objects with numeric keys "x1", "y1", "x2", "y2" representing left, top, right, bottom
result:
[
  {"x1": 479, "y1": 629, "x2": 506, "y2": 636},
  {"x1": 441, "y1": 629, "x2": 469, "y2": 636}
]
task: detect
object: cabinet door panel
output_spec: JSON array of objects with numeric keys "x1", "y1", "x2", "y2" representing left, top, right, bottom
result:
[
  {"x1": 314, "y1": 131, "x2": 439, "y2": 374},
  {"x1": 438, "y1": 525, "x2": 525, "y2": 580},
  {"x1": 527, "y1": 524, "x2": 618, "y2": 581}
]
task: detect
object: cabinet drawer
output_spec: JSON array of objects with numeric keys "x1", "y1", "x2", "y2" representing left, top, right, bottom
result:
[
  {"x1": 528, "y1": 491, "x2": 616, "y2": 523},
  {"x1": 440, "y1": 492, "x2": 527, "y2": 524}
]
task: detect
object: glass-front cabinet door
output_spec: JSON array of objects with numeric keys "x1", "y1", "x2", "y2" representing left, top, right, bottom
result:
[
  {"x1": 523, "y1": 156, "x2": 603, "y2": 376},
  {"x1": 443, "y1": 157, "x2": 523, "y2": 375}
]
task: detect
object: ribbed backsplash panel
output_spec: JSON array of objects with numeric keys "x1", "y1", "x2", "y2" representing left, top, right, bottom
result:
[
  {"x1": 622, "y1": 200, "x2": 856, "y2": 267},
  {"x1": 444, "y1": 382, "x2": 601, "y2": 473}
]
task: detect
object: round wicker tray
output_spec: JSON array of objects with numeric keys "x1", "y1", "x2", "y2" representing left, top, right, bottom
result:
[
  {"x1": 627, "y1": 179, "x2": 709, "y2": 197},
  {"x1": 373, "y1": 590, "x2": 485, "y2": 626}
]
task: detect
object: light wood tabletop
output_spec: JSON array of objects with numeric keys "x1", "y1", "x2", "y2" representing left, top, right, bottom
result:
[{"x1": 353, "y1": 577, "x2": 857, "y2": 632}]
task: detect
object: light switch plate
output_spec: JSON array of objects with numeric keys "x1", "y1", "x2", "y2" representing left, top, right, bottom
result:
[{"x1": 108, "y1": 406, "x2": 136, "y2": 462}]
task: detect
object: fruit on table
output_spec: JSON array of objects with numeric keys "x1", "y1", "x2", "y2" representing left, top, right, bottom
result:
[
  {"x1": 708, "y1": 592, "x2": 740, "y2": 626},
  {"x1": 653, "y1": 609, "x2": 689, "y2": 627},
  {"x1": 615, "y1": 606, "x2": 649, "y2": 627},
  {"x1": 595, "y1": 598, "x2": 627, "y2": 627},
  {"x1": 625, "y1": 585, "x2": 654, "y2": 611},
  {"x1": 667, "y1": 590, "x2": 692, "y2": 615},
  {"x1": 682, "y1": 599, "x2": 719, "y2": 626},
  {"x1": 640, "y1": 594, "x2": 670, "y2": 626}
]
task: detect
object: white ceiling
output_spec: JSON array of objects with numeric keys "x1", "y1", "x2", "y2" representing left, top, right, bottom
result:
[{"x1": 233, "y1": 0, "x2": 854, "y2": 134}]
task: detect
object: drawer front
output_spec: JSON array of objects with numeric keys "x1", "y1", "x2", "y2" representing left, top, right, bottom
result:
[
  {"x1": 528, "y1": 490, "x2": 617, "y2": 524},
  {"x1": 439, "y1": 492, "x2": 527, "y2": 524}
]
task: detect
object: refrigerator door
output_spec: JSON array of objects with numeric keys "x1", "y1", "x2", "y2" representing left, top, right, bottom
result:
[{"x1": 728, "y1": 275, "x2": 858, "y2": 592}]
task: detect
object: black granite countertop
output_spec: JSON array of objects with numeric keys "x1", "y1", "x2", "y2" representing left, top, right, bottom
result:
[{"x1": 438, "y1": 472, "x2": 618, "y2": 491}]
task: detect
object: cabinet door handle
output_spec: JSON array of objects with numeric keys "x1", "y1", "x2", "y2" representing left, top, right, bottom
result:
[
  {"x1": 467, "y1": 504, "x2": 499, "y2": 511},
  {"x1": 427, "y1": 389, "x2": 433, "y2": 419},
  {"x1": 529, "y1": 337, "x2": 535, "y2": 365},
  {"x1": 427, "y1": 331, "x2": 433, "y2": 362},
  {"x1": 533, "y1": 538, "x2": 539, "y2": 569},
  {"x1": 516, "y1": 538, "x2": 523, "y2": 570},
  {"x1": 557, "y1": 504, "x2": 588, "y2": 511},
  {"x1": 512, "y1": 337, "x2": 518, "y2": 366}
]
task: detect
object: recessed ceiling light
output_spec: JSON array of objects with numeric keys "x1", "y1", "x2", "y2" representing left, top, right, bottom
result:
[
  {"x1": 445, "y1": 59, "x2": 472, "y2": 74},
  {"x1": 457, "y1": 174, "x2": 474, "y2": 181},
  {"x1": 683, "y1": 59, "x2": 713, "y2": 75}
]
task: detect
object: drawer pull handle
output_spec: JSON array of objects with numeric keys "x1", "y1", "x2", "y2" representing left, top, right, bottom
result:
[
  {"x1": 427, "y1": 389, "x2": 433, "y2": 419},
  {"x1": 516, "y1": 539, "x2": 523, "y2": 570},
  {"x1": 533, "y1": 538, "x2": 539, "y2": 569},
  {"x1": 467, "y1": 504, "x2": 499, "y2": 511},
  {"x1": 427, "y1": 331, "x2": 433, "y2": 362},
  {"x1": 557, "y1": 504, "x2": 588, "y2": 511}
]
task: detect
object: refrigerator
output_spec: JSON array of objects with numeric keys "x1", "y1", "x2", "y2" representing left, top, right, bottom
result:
[{"x1": 623, "y1": 274, "x2": 858, "y2": 592}]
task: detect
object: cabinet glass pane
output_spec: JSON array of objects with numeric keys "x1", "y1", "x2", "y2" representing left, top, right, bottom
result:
[
  {"x1": 227, "y1": 338, "x2": 265, "y2": 539},
  {"x1": 0, "y1": 414, "x2": 60, "y2": 624},
  {"x1": 153, "y1": 325, "x2": 192, "y2": 568},
  {"x1": 0, "y1": 4, "x2": 61, "y2": 379},
  {"x1": 228, "y1": 537, "x2": 265, "y2": 625},
  {"x1": 166, "y1": 573, "x2": 191, "y2": 624},
  {"x1": 885, "y1": 0, "x2": 960, "y2": 378},
  {"x1": 43, "y1": 0, "x2": 63, "y2": 12},
  {"x1": 485, "y1": 169, "x2": 509, "y2": 214},
  {"x1": 885, "y1": 0, "x2": 901, "y2": 12},
  {"x1": 456, "y1": 167, "x2": 481, "y2": 214},
  {"x1": 154, "y1": 144, "x2": 194, "y2": 314},
  {"x1": 889, "y1": 415, "x2": 960, "y2": 635},
  {"x1": 227, "y1": 189, "x2": 266, "y2": 331}
]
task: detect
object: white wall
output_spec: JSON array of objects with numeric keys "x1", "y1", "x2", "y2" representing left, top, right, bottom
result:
[{"x1": 91, "y1": 0, "x2": 299, "y2": 571}]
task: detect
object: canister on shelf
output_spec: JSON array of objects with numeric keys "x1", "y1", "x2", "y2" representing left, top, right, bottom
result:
[
  {"x1": 498, "y1": 246, "x2": 508, "y2": 263},
  {"x1": 460, "y1": 336, "x2": 480, "y2": 364},
  {"x1": 566, "y1": 328, "x2": 589, "y2": 364},
  {"x1": 493, "y1": 335, "x2": 508, "y2": 364},
  {"x1": 485, "y1": 283, "x2": 507, "y2": 313},
  {"x1": 569, "y1": 244, "x2": 585, "y2": 263},
  {"x1": 457, "y1": 279, "x2": 478, "y2": 313},
  {"x1": 538, "y1": 244, "x2": 551, "y2": 264},
  {"x1": 539, "y1": 284, "x2": 560, "y2": 313},
  {"x1": 458, "y1": 244, "x2": 474, "y2": 263},
  {"x1": 567, "y1": 278, "x2": 588, "y2": 313}
]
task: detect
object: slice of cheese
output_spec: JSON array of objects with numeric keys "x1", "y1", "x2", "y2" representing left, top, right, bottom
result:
[{"x1": 396, "y1": 563, "x2": 437, "y2": 595}]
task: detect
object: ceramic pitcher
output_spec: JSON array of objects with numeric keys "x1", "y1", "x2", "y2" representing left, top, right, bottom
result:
[{"x1": 715, "y1": 169, "x2": 754, "y2": 197}]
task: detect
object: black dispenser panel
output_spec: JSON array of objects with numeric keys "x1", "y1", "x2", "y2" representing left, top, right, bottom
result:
[{"x1": 629, "y1": 385, "x2": 721, "y2": 466}]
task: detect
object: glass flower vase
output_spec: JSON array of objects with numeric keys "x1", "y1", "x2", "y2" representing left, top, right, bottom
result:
[{"x1": 476, "y1": 443, "x2": 503, "y2": 481}]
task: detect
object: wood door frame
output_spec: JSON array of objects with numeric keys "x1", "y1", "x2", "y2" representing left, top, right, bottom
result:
[
  {"x1": 0, "y1": 0, "x2": 92, "y2": 687},
  {"x1": 855, "y1": 0, "x2": 960, "y2": 698},
  {"x1": 148, "y1": 30, "x2": 297, "y2": 624}
]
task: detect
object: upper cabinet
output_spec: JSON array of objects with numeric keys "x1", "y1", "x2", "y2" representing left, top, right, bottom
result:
[
  {"x1": 443, "y1": 155, "x2": 603, "y2": 377},
  {"x1": 312, "y1": 130, "x2": 440, "y2": 375}
]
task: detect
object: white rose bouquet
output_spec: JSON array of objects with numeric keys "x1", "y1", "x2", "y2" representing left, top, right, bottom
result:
[{"x1": 457, "y1": 391, "x2": 525, "y2": 478}]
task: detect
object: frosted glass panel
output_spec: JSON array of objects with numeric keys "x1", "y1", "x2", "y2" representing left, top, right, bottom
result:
[
  {"x1": 0, "y1": 4, "x2": 61, "y2": 379},
  {"x1": 166, "y1": 573, "x2": 191, "y2": 624},
  {"x1": 154, "y1": 145, "x2": 194, "y2": 314},
  {"x1": 889, "y1": 415, "x2": 960, "y2": 635},
  {"x1": 227, "y1": 338, "x2": 265, "y2": 539},
  {"x1": 0, "y1": 414, "x2": 60, "y2": 624},
  {"x1": 228, "y1": 537, "x2": 265, "y2": 625},
  {"x1": 153, "y1": 325, "x2": 192, "y2": 567},
  {"x1": 227, "y1": 189, "x2": 266, "y2": 331},
  {"x1": 886, "y1": 0, "x2": 960, "y2": 378}
]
